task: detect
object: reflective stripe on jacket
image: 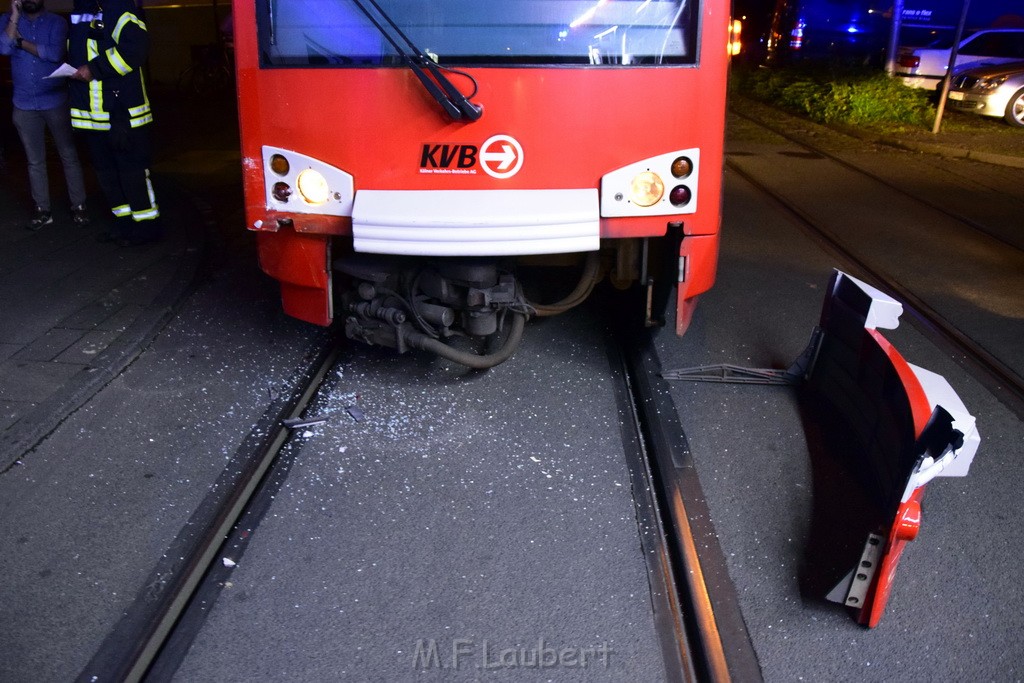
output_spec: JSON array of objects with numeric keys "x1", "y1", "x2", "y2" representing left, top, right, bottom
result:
[{"x1": 68, "y1": 3, "x2": 152, "y2": 131}]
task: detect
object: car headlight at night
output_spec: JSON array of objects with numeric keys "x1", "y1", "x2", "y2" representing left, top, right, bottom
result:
[{"x1": 977, "y1": 76, "x2": 1008, "y2": 92}]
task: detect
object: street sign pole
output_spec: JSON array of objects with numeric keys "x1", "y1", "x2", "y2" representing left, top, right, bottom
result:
[{"x1": 932, "y1": 0, "x2": 972, "y2": 134}]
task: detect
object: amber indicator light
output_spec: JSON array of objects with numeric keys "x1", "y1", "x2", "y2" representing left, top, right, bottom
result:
[
  {"x1": 671, "y1": 156, "x2": 693, "y2": 178},
  {"x1": 270, "y1": 154, "x2": 290, "y2": 176}
]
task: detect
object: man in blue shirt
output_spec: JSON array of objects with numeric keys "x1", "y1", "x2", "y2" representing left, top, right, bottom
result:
[{"x1": 2, "y1": 0, "x2": 89, "y2": 230}]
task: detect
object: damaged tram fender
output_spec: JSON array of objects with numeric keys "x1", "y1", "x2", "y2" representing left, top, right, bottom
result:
[
  {"x1": 666, "y1": 269, "x2": 983, "y2": 627},
  {"x1": 811, "y1": 271, "x2": 980, "y2": 628}
]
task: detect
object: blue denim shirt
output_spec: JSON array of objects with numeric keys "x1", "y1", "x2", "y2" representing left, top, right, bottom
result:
[{"x1": 0, "y1": 10, "x2": 69, "y2": 111}]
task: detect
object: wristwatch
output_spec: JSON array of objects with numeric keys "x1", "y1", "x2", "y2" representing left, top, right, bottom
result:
[{"x1": 15, "y1": 37, "x2": 23, "y2": 49}]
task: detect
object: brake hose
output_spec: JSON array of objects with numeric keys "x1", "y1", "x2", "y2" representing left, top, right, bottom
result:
[
  {"x1": 403, "y1": 312, "x2": 527, "y2": 369},
  {"x1": 525, "y1": 251, "x2": 602, "y2": 317}
]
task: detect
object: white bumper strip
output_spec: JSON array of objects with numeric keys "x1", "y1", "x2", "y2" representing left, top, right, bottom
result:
[{"x1": 352, "y1": 189, "x2": 600, "y2": 256}]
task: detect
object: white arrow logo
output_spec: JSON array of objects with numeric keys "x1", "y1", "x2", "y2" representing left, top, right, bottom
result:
[
  {"x1": 480, "y1": 135, "x2": 524, "y2": 179},
  {"x1": 482, "y1": 144, "x2": 517, "y2": 170}
]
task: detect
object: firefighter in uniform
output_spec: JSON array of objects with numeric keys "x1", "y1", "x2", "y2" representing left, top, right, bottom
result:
[{"x1": 68, "y1": 0, "x2": 159, "y2": 245}]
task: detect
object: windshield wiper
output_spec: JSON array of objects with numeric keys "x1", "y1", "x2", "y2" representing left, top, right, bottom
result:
[{"x1": 350, "y1": 0, "x2": 482, "y2": 121}]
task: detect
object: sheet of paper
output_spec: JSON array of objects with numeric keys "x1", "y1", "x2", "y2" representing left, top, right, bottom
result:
[{"x1": 46, "y1": 63, "x2": 77, "y2": 79}]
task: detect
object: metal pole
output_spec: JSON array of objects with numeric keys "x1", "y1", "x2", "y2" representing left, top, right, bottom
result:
[
  {"x1": 885, "y1": 0, "x2": 905, "y2": 76},
  {"x1": 932, "y1": 0, "x2": 972, "y2": 134}
]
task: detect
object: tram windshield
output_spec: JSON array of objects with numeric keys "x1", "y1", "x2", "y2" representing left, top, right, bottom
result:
[{"x1": 259, "y1": 0, "x2": 699, "y2": 67}]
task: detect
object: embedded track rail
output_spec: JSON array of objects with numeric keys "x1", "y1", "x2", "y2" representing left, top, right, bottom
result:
[
  {"x1": 611, "y1": 325, "x2": 762, "y2": 683},
  {"x1": 71, "y1": 322, "x2": 762, "y2": 682},
  {"x1": 730, "y1": 109, "x2": 1024, "y2": 255},
  {"x1": 74, "y1": 341, "x2": 342, "y2": 683},
  {"x1": 726, "y1": 145, "x2": 1024, "y2": 420}
]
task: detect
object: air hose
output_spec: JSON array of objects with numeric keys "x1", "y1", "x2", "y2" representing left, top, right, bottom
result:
[
  {"x1": 404, "y1": 311, "x2": 527, "y2": 369},
  {"x1": 525, "y1": 251, "x2": 602, "y2": 317}
]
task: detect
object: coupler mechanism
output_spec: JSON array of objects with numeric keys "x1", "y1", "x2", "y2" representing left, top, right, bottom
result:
[{"x1": 333, "y1": 255, "x2": 530, "y2": 369}]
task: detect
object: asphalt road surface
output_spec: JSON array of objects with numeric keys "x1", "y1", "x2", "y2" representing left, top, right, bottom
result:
[{"x1": 1, "y1": 95, "x2": 1022, "y2": 682}]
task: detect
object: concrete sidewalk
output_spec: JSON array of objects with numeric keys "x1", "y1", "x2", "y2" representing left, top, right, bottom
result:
[{"x1": 0, "y1": 173, "x2": 205, "y2": 469}]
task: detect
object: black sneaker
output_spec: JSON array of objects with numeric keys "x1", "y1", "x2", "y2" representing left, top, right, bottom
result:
[
  {"x1": 26, "y1": 207, "x2": 53, "y2": 231},
  {"x1": 71, "y1": 205, "x2": 90, "y2": 226}
]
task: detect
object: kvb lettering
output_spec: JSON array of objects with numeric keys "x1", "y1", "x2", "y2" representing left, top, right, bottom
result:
[{"x1": 420, "y1": 144, "x2": 478, "y2": 169}]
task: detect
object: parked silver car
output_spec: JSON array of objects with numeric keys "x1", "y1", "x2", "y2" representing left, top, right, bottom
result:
[
  {"x1": 947, "y1": 61, "x2": 1024, "y2": 127},
  {"x1": 897, "y1": 29, "x2": 1024, "y2": 90}
]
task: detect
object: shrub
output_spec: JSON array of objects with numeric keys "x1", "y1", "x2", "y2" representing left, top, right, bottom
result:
[{"x1": 732, "y1": 64, "x2": 933, "y2": 128}]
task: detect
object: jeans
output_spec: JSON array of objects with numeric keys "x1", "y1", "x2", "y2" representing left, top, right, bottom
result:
[{"x1": 12, "y1": 105, "x2": 88, "y2": 212}]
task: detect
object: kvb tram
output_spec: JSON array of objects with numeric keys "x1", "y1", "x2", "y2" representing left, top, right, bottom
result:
[{"x1": 232, "y1": 0, "x2": 730, "y2": 367}]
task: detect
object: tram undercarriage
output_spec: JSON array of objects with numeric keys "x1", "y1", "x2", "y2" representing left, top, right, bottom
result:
[{"x1": 334, "y1": 238, "x2": 674, "y2": 369}]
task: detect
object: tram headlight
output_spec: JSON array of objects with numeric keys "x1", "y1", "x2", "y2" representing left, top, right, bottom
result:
[
  {"x1": 297, "y1": 169, "x2": 331, "y2": 205},
  {"x1": 629, "y1": 171, "x2": 664, "y2": 207},
  {"x1": 262, "y1": 146, "x2": 354, "y2": 219},
  {"x1": 599, "y1": 148, "x2": 699, "y2": 217}
]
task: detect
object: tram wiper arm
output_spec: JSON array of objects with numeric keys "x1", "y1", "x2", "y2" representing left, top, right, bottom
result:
[{"x1": 349, "y1": 0, "x2": 481, "y2": 121}]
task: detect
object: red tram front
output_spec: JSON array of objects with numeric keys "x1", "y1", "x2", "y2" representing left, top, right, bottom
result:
[{"x1": 233, "y1": 0, "x2": 730, "y2": 366}]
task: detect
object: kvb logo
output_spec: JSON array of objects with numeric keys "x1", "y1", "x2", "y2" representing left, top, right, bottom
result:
[{"x1": 419, "y1": 135, "x2": 524, "y2": 179}]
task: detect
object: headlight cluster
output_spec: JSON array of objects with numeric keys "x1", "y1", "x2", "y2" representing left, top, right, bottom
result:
[
  {"x1": 261, "y1": 146, "x2": 354, "y2": 219},
  {"x1": 627, "y1": 155, "x2": 694, "y2": 209},
  {"x1": 600, "y1": 148, "x2": 700, "y2": 218},
  {"x1": 269, "y1": 153, "x2": 331, "y2": 206}
]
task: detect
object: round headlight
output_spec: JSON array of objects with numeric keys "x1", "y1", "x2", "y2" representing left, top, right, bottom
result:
[
  {"x1": 629, "y1": 171, "x2": 664, "y2": 207},
  {"x1": 297, "y1": 169, "x2": 330, "y2": 205}
]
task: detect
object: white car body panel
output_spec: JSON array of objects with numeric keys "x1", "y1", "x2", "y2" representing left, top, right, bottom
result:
[{"x1": 896, "y1": 29, "x2": 1024, "y2": 89}]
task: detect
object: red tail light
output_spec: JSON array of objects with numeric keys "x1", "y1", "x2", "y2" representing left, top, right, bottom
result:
[{"x1": 897, "y1": 54, "x2": 920, "y2": 69}]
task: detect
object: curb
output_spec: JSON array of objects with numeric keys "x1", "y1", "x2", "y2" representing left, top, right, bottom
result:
[
  {"x1": 732, "y1": 95, "x2": 1024, "y2": 170},
  {"x1": 880, "y1": 138, "x2": 1024, "y2": 169}
]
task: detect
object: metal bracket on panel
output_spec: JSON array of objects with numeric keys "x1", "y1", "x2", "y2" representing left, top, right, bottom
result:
[
  {"x1": 825, "y1": 533, "x2": 884, "y2": 608},
  {"x1": 661, "y1": 326, "x2": 824, "y2": 386},
  {"x1": 644, "y1": 277, "x2": 658, "y2": 328}
]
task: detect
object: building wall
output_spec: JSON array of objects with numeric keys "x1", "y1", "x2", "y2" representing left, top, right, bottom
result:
[{"x1": 146, "y1": 6, "x2": 229, "y2": 87}]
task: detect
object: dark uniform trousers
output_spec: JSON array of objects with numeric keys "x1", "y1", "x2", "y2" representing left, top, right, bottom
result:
[{"x1": 83, "y1": 121, "x2": 159, "y2": 241}]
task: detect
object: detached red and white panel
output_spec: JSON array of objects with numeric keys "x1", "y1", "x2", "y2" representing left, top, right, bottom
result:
[{"x1": 811, "y1": 271, "x2": 980, "y2": 628}]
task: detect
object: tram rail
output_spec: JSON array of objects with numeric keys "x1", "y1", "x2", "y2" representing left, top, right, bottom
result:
[
  {"x1": 725, "y1": 119, "x2": 1024, "y2": 421},
  {"x1": 730, "y1": 108, "x2": 1024, "y2": 254},
  {"x1": 72, "y1": 316, "x2": 761, "y2": 681},
  {"x1": 612, "y1": 325, "x2": 762, "y2": 682},
  {"x1": 75, "y1": 342, "x2": 341, "y2": 683}
]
